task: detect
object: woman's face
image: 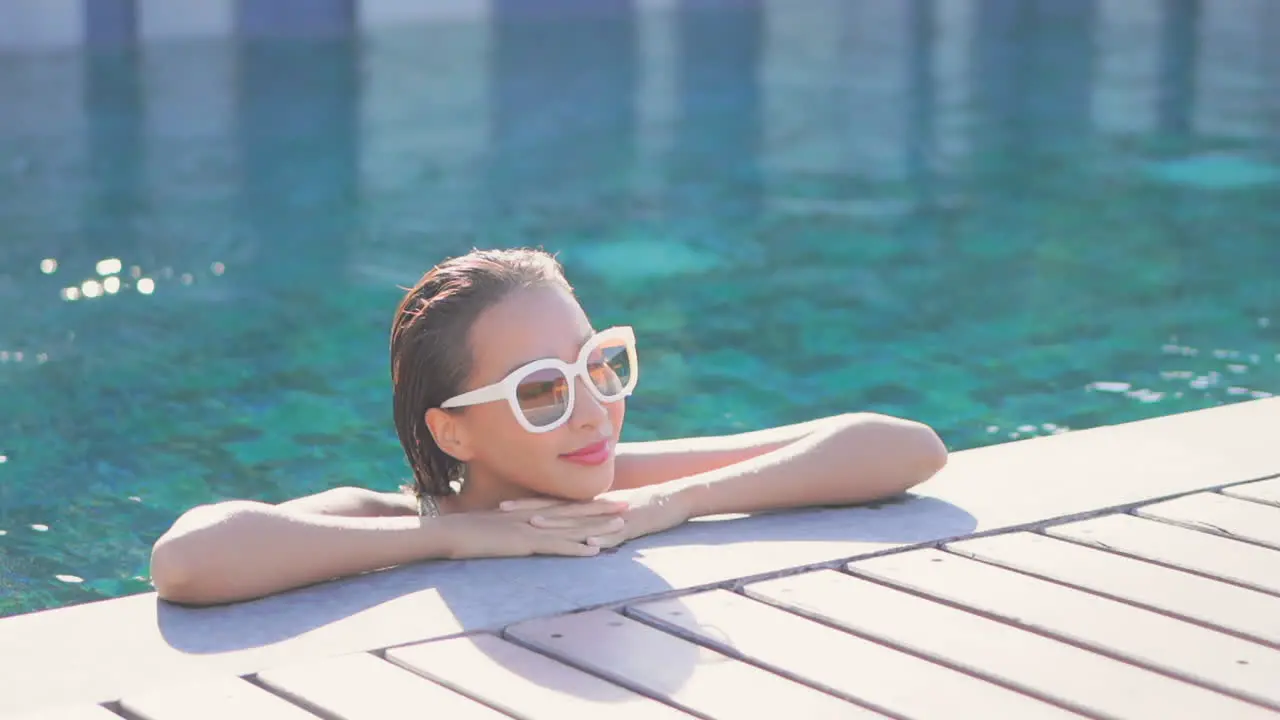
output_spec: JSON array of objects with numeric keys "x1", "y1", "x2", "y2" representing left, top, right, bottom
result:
[{"x1": 451, "y1": 283, "x2": 626, "y2": 501}]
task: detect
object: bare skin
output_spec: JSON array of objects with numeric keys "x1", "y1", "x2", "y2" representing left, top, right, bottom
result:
[{"x1": 150, "y1": 285, "x2": 948, "y2": 606}]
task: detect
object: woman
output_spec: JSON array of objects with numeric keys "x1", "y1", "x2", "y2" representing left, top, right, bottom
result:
[{"x1": 151, "y1": 248, "x2": 947, "y2": 605}]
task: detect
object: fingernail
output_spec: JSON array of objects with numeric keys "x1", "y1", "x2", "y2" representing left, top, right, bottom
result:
[
  {"x1": 587, "y1": 537, "x2": 601, "y2": 546},
  {"x1": 530, "y1": 515, "x2": 545, "y2": 523},
  {"x1": 499, "y1": 501, "x2": 515, "y2": 510}
]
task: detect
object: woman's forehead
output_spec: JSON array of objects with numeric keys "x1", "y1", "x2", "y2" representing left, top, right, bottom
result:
[{"x1": 468, "y1": 286, "x2": 593, "y2": 379}]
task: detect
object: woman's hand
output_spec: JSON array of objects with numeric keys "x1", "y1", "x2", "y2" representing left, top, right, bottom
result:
[
  {"x1": 501, "y1": 489, "x2": 691, "y2": 550},
  {"x1": 439, "y1": 498, "x2": 628, "y2": 559}
]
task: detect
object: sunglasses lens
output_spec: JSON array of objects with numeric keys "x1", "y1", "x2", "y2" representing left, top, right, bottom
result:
[
  {"x1": 587, "y1": 339, "x2": 632, "y2": 399},
  {"x1": 515, "y1": 368, "x2": 571, "y2": 428}
]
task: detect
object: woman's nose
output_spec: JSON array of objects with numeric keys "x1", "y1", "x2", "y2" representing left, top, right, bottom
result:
[{"x1": 570, "y1": 376, "x2": 608, "y2": 428}]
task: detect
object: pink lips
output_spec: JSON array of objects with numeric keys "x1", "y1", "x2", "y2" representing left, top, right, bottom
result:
[{"x1": 559, "y1": 439, "x2": 611, "y2": 466}]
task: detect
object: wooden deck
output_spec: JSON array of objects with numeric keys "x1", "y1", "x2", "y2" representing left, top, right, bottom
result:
[{"x1": 8, "y1": 400, "x2": 1280, "y2": 719}]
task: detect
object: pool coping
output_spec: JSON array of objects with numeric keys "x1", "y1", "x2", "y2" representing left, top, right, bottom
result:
[{"x1": 3, "y1": 397, "x2": 1278, "y2": 716}]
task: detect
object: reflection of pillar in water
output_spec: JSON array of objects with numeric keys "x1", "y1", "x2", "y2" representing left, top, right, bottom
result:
[
  {"x1": 840, "y1": 0, "x2": 911, "y2": 184},
  {"x1": 1194, "y1": 0, "x2": 1271, "y2": 140},
  {"x1": 235, "y1": 0, "x2": 355, "y2": 39},
  {"x1": 906, "y1": 0, "x2": 937, "y2": 202},
  {"x1": 488, "y1": 0, "x2": 637, "y2": 223},
  {"x1": 84, "y1": 47, "x2": 144, "y2": 270},
  {"x1": 137, "y1": 0, "x2": 234, "y2": 42},
  {"x1": 933, "y1": 0, "x2": 974, "y2": 176},
  {"x1": 672, "y1": 0, "x2": 761, "y2": 222},
  {"x1": 141, "y1": 28, "x2": 238, "y2": 285},
  {"x1": 759, "y1": 0, "x2": 847, "y2": 202},
  {"x1": 84, "y1": 0, "x2": 137, "y2": 48},
  {"x1": 354, "y1": 9, "x2": 490, "y2": 279},
  {"x1": 1157, "y1": 0, "x2": 1199, "y2": 140},
  {"x1": 1092, "y1": 0, "x2": 1161, "y2": 138},
  {"x1": 235, "y1": 38, "x2": 359, "y2": 288},
  {"x1": 971, "y1": 0, "x2": 1097, "y2": 170},
  {"x1": 1268, "y1": 1, "x2": 1280, "y2": 146},
  {"x1": 0, "y1": 43, "x2": 85, "y2": 273}
]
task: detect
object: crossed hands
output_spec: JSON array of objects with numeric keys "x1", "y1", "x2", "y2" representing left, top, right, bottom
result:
[{"x1": 437, "y1": 487, "x2": 691, "y2": 560}]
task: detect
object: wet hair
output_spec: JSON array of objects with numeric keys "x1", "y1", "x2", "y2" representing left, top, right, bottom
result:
[{"x1": 391, "y1": 247, "x2": 572, "y2": 499}]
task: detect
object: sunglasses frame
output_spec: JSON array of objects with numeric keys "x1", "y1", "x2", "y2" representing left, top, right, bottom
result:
[{"x1": 439, "y1": 325, "x2": 638, "y2": 433}]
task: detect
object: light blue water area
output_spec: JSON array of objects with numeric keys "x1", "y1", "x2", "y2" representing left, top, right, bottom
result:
[{"x1": 1, "y1": 1, "x2": 1278, "y2": 616}]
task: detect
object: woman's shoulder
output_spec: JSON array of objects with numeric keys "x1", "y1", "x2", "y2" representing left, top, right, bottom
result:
[{"x1": 363, "y1": 488, "x2": 422, "y2": 516}]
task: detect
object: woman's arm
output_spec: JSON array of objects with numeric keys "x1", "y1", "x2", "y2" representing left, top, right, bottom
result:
[
  {"x1": 665, "y1": 412, "x2": 947, "y2": 517},
  {"x1": 571, "y1": 413, "x2": 946, "y2": 549},
  {"x1": 612, "y1": 415, "x2": 844, "y2": 490},
  {"x1": 274, "y1": 486, "x2": 418, "y2": 517},
  {"x1": 149, "y1": 501, "x2": 451, "y2": 605},
  {"x1": 150, "y1": 497, "x2": 625, "y2": 606}
]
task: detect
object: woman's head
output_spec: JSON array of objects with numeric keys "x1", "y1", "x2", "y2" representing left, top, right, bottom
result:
[{"x1": 391, "y1": 248, "x2": 631, "y2": 505}]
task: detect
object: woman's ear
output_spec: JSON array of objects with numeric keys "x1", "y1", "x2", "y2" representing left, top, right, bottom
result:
[{"x1": 425, "y1": 408, "x2": 475, "y2": 462}]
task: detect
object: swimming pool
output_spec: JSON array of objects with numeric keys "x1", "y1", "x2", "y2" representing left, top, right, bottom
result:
[{"x1": 1, "y1": 0, "x2": 1277, "y2": 616}]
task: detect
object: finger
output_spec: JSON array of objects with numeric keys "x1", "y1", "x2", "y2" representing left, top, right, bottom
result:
[
  {"x1": 586, "y1": 531, "x2": 628, "y2": 549},
  {"x1": 533, "y1": 499, "x2": 629, "y2": 519},
  {"x1": 548, "y1": 516, "x2": 625, "y2": 537},
  {"x1": 530, "y1": 514, "x2": 625, "y2": 530},
  {"x1": 538, "y1": 540, "x2": 601, "y2": 557},
  {"x1": 499, "y1": 498, "x2": 564, "y2": 512}
]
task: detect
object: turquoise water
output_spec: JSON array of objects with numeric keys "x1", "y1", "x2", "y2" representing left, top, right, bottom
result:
[{"x1": 1, "y1": 1, "x2": 1278, "y2": 616}]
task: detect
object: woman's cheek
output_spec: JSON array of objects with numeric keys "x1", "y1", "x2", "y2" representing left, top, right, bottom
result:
[{"x1": 610, "y1": 400, "x2": 626, "y2": 440}]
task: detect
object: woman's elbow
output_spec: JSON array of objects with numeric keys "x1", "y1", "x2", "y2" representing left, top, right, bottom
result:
[
  {"x1": 846, "y1": 412, "x2": 948, "y2": 492},
  {"x1": 149, "y1": 501, "x2": 259, "y2": 605}
]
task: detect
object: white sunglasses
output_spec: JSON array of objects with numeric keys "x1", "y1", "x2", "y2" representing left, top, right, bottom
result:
[{"x1": 440, "y1": 326, "x2": 639, "y2": 433}]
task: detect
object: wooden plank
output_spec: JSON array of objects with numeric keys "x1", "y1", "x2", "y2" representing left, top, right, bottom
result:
[
  {"x1": 1046, "y1": 513, "x2": 1280, "y2": 596},
  {"x1": 848, "y1": 549, "x2": 1280, "y2": 709},
  {"x1": 256, "y1": 650, "x2": 506, "y2": 720},
  {"x1": 948, "y1": 532, "x2": 1280, "y2": 647},
  {"x1": 1223, "y1": 478, "x2": 1280, "y2": 507},
  {"x1": 387, "y1": 634, "x2": 693, "y2": 720},
  {"x1": 627, "y1": 590, "x2": 1085, "y2": 720},
  {"x1": 504, "y1": 609, "x2": 881, "y2": 719},
  {"x1": 745, "y1": 569, "x2": 1278, "y2": 720},
  {"x1": 1136, "y1": 493, "x2": 1280, "y2": 549},
  {"x1": 12, "y1": 706, "x2": 122, "y2": 720},
  {"x1": 119, "y1": 676, "x2": 319, "y2": 720}
]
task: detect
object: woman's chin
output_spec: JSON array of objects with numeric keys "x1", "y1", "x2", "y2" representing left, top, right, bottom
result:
[{"x1": 549, "y1": 468, "x2": 616, "y2": 501}]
